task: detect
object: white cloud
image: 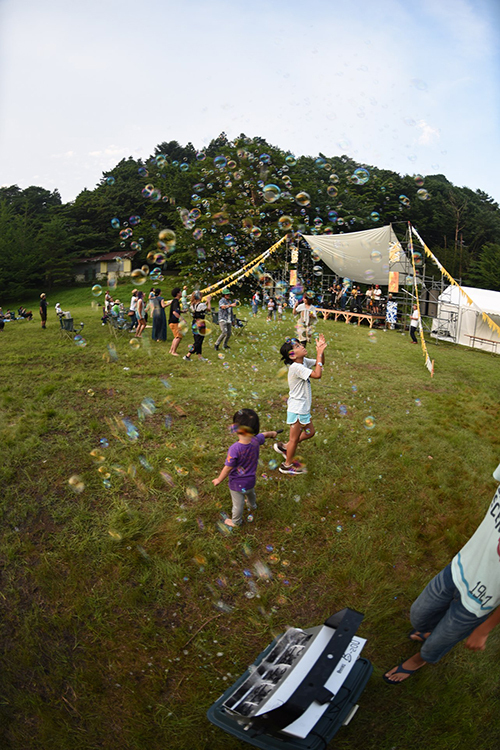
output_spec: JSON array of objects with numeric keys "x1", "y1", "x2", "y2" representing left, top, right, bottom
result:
[{"x1": 417, "y1": 120, "x2": 441, "y2": 145}]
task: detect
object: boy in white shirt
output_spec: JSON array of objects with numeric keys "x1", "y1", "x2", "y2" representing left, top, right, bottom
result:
[{"x1": 274, "y1": 334, "x2": 327, "y2": 475}]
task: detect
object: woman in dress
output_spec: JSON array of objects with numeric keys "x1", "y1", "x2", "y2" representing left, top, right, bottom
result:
[{"x1": 150, "y1": 288, "x2": 168, "y2": 342}]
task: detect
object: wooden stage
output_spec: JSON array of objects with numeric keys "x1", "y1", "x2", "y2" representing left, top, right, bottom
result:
[{"x1": 316, "y1": 309, "x2": 386, "y2": 328}]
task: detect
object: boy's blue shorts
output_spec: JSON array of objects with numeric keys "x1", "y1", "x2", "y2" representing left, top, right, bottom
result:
[{"x1": 287, "y1": 411, "x2": 311, "y2": 425}]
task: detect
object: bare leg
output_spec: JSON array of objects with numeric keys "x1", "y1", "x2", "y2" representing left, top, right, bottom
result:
[
  {"x1": 284, "y1": 421, "x2": 315, "y2": 465},
  {"x1": 383, "y1": 652, "x2": 427, "y2": 684}
]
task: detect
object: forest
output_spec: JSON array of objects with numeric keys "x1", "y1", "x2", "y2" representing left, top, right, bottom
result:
[{"x1": 1, "y1": 132, "x2": 500, "y2": 298}]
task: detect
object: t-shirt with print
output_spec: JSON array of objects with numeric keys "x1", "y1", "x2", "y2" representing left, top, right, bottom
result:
[
  {"x1": 169, "y1": 298, "x2": 181, "y2": 324},
  {"x1": 224, "y1": 434, "x2": 266, "y2": 492},
  {"x1": 287, "y1": 357, "x2": 316, "y2": 414},
  {"x1": 451, "y1": 486, "x2": 500, "y2": 616}
]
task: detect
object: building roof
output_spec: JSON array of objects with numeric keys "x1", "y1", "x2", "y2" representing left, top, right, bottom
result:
[{"x1": 76, "y1": 250, "x2": 138, "y2": 263}]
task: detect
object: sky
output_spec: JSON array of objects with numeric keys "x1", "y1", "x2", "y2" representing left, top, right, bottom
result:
[{"x1": 0, "y1": 0, "x2": 499, "y2": 204}]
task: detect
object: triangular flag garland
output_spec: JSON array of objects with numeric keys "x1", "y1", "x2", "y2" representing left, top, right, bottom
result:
[
  {"x1": 408, "y1": 226, "x2": 434, "y2": 376},
  {"x1": 411, "y1": 225, "x2": 500, "y2": 338},
  {"x1": 200, "y1": 236, "x2": 288, "y2": 300}
]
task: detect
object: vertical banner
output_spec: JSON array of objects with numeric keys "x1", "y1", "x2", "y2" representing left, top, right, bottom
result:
[
  {"x1": 388, "y1": 271, "x2": 399, "y2": 293},
  {"x1": 289, "y1": 269, "x2": 297, "y2": 286}
]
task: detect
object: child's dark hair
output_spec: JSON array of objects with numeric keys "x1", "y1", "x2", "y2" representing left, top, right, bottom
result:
[
  {"x1": 280, "y1": 341, "x2": 295, "y2": 365},
  {"x1": 171, "y1": 286, "x2": 181, "y2": 297},
  {"x1": 233, "y1": 408, "x2": 260, "y2": 436}
]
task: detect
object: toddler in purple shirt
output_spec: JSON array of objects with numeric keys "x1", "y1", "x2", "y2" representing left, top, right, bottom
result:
[{"x1": 212, "y1": 408, "x2": 278, "y2": 527}]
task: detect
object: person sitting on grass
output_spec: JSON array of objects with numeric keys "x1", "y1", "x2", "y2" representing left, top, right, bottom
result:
[
  {"x1": 212, "y1": 408, "x2": 279, "y2": 528},
  {"x1": 383, "y1": 464, "x2": 500, "y2": 685},
  {"x1": 274, "y1": 333, "x2": 327, "y2": 475}
]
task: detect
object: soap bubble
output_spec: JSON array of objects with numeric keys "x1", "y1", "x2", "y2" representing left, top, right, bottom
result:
[
  {"x1": 364, "y1": 269, "x2": 375, "y2": 281},
  {"x1": 399, "y1": 195, "x2": 410, "y2": 207},
  {"x1": 417, "y1": 189, "x2": 430, "y2": 201},
  {"x1": 353, "y1": 168, "x2": 370, "y2": 185},
  {"x1": 68, "y1": 475, "x2": 85, "y2": 493},
  {"x1": 370, "y1": 211, "x2": 380, "y2": 222},
  {"x1": 268, "y1": 459, "x2": 279, "y2": 470},
  {"x1": 212, "y1": 212, "x2": 229, "y2": 226},
  {"x1": 138, "y1": 167, "x2": 148, "y2": 177},
  {"x1": 129, "y1": 339, "x2": 140, "y2": 350},
  {"x1": 260, "y1": 153, "x2": 271, "y2": 164},
  {"x1": 214, "y1": 155, "x2": 227, "y2": 169},
  {"x1": 106, "y1": 177, "x2": 115, "y2": 186},
  {"x1": 414, "y1": 175, "x2": 425, "y2": 187},
  {"x1": 131, "y1": 269, "x2": 147, "y2": 285},
  {"x1": 370, "y1": 250, "x2": 382, "y2": 263},
  {"x1": 263, "y1": 184, "x2": 281, "y2": 203},
  {"x1": 315, "y1": 157, "x2": 327, "y2": 169},
  {"x1": 129, "y1": 215, "x2": 141, "y2": 226},
  {"x1": 327, "y1": 186, "x2": 338, "y2": 198},
  {"x1": 119, "y1": 228, "x2": 133, "y2": 240},
  {"x1": 328, "y1": 210, "x2": 338, "y2": 223},
  {"x1": 92, "y1": 284, "x2": 102, "y2": 297},
  {"x1": 329, "y1": 174, "x2": 339, "y2": 184},
  {"x1": 110, "y1": 218, "x2": 120, "y2": 229},
  {"x1": 295, "y1": 192, "x2": 311, "y2": 207},
  {"x1": 285, "y1": 155, "x2": 296, "y2": 166},
  {"x1": 364, "y1": 416, "x2": 375, "y2": 429},
  {"x1": 278, "y1": 215, "x2": 293, "y2": 231},
  {"x1": 179, "y1": 162, "x2": 189, "y2": 172}
]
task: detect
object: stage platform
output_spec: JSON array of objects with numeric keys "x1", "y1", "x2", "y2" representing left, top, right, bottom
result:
[{"x1": 316, "y1": 309, "x2": 386, "y2": 328}]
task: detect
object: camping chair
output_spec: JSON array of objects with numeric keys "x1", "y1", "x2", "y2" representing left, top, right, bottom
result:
[
  {"x1": 59, "y1": 317, "x2": 84, "y2": 341},
  {"x1": 107, "y1": 315, "x2": 133, "y2": 338}
]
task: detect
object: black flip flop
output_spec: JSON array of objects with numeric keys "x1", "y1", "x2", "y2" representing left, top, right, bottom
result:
[{"x1": 383, "y1": 662, "x2": 419, "y2": 685}]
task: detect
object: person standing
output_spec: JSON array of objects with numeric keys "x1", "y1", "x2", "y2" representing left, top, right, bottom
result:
[
  {"x1": 183, "y1": 292, "x2": 211, "y2": 362},
  {"x1": 383, "y1": 465, "x2": 500, "y2": 684},
  {"x1": 168, "y1": 287, "x2": 184, "y2": 356},
  {"x1": 215, "y1": 288, "x2": 236, "y2": 351},
  {"x1": 39, "y1": 294, "x2": 48, "y2": 329},
  {"x1": 251, "y1": 291, "x2": 260, "y2": 317},
  {"x1": 409, "y1": 304, "x2": 419, "y2": 344},
  {"x1": 134, "y1": 291, "x2": 146, "y2": 338},
  {"x1": 129, "y1": 289, "x2": 138, "y2": 331},
  {"x1": 293, "y1": 293, "x2": 317, "y2": 343},
  {"x1": 150, "y1": 288, "x2": 168, "y2": 342}
]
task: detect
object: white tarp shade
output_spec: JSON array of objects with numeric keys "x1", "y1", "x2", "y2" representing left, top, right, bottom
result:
[
  {"x1": 301, "y1": 225, "x2": 407, "y2": 285},
  {"x1": 431, "y1": 285, "x2": 500, "y2": 352}
]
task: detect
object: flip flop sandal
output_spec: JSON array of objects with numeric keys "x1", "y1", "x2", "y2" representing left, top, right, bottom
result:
[
  {"x1": 383, "y1": 662, "x2": 419, "y2": 685},
  {"x1": 408, "y1": 629, "x2": 428, "y2": 643}
]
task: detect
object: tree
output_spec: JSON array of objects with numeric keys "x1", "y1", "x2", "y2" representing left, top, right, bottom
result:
[{"x1": 467, "y1": 243, "x2": 500, "y2": 291}]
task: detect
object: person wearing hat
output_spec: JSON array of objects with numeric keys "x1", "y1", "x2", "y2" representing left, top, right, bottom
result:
[
  {"x1": 214, "y1": 288, "x2": 237, "y2": 351},
  {"x1": 39, "y1": 293, "x2": 47, "y2": 329}
]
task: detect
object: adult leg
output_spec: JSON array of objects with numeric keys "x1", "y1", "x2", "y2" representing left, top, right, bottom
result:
[
  {"x1": 170, "y1": 336, "x2": 182, "y2": 355},
  {"x1": 223, "y1": 322, "x2": 232, "y2": 348},
  {"x1": 410, "y1": 325, "x2": 418, "y2": 343},
  {"x1": 215, "y1": 322, "x2": 227, "y2": 349}
]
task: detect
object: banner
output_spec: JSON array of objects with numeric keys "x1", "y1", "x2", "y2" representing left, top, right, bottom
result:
[
  {"x1": 289, "y1": 269, "x2": 297, "y2": 286},
  {"x1": 388, "y1": 271, "x2": 399, "y2": 294}
]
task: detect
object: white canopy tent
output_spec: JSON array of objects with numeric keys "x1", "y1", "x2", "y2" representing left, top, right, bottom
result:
[
  {"x1": 431, "y1": 285, "x2": 500, "y2": 352},
  {"x1": 301, "y1": 225, "x2": 408, "y2": 284}
]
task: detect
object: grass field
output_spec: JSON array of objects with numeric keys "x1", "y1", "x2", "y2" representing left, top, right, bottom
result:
[{"x1": 1, "y1": 282, "x2": 499, "y2": 750}]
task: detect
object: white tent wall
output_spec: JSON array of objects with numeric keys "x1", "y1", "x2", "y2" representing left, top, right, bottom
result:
[
  {"x1": 301, "y1": 225, "x2": 408, "y2": 285},
  {"x1": 431, "y1": 285, "x2": 500, "y2": 352}
]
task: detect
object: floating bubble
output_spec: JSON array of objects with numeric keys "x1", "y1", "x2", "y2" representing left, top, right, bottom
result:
[
  {"x1": 130, "y1": 242, "x2": 141, "y2": 251},
  {"x1": 328, "y1": 210, "x2": 338, "y2": 223},
  {"x1": 260, "y1": 153, "x2": 271, "y2": 164},
  {"x1": 158, "y1": 228, "x2": 176, "y2": 248},
  {"x1": 414, "y1": 175, "x2": 425, "y2": 187},
  {"x1": 326, "y1": 186, "x2": 338, "y2": 198},
  {"x1": 68, "y1": 475, "x2": 85, "y2": 493},
  {"x1": 399, "y1": 195, "x2": 410, "y2": 207},
  {"x1": 179, "y1": 162, "x2": 189, "y2": 172},
  {"x1": 368, "y1": 331, "x2": 377, "y2": 343},
  {"x1": 141, "y1": 398, "x2": 156, "y2": 416},
  {"x1": 186, "y1": 486, "x2": 199, "y2": 501},
  {"x1": 119, "y1": 228, "x2": 133, "y2": 240},
  {"x1": 415, "y1": 398, "x2": 422, "y2": 406},
  {"x1": 131, "y1": 269, "x2": 147, "y2": 285},
  {"x1": 370, "y1": 211, "x2": 380, "y2": 222},
  {"x1": 339, "y1": 405, "x2": 348, "y2": 416},
  {"x1": 364, "y1": 269, "x2": 375, "y2": 281},
  {"x1": 364, "y1": 416, "x2": 375, "y2": 429},
  {"x1": 138, "y1": 167, "x2": 148, "y2": 177},
  {"x1": 353, "y1": 168, "x2": 370, "y2": 185},
  {"x1": 108, "y1": 530, "x2": 122, "y2": 540},
  {"x1": 129, "y1": 339, "x2": 140, "y2": 350},
  {"x1": 336, "y1": 525, "x2": 343, "y2": 533},
  {"x1": 102, "y1": 479, "x2": 112, "y2": 489},
  {"x1": 91, "y1": 284, "x2": 102, "y2": 297},
  {"x1": 160, "y1": 471, "x2": 174, "y2": 487},
  {"x1": 129, "y1": 215, "x2": 140, "y2": 227},
  {"x1": 123, "y1": 419, "x2": 139, "y2": 442},
  {"x1": 196, "y1": 151, "x2": 206, "y2": 161},
  {"x1": 90, "y1": 449, "x2": 105, "y2": 463},
  {"x1": 214, "y1": 155, "x2": 227, "y2": 169},
  {"x1": 164, "y1": 415, "x2": 173, "y2": 429},
  {"x1": 370, "y1": 250, "x2": 382, "y2": 263},
  {"x1": 295, "y1": 192, "x2": 311, "y2": 207},
  {"x1": 285, "y1": 155, "x2": 297, "y2": 166},
  {"x1": 212, "y1": 212, "x2": 229, "y2": 226},
  {"x1": 315, "y1": 157, "x2": 327, "y2": 169},
  {"x1": 110, "y1": 218, "x2": 120, "y2": 229},
  {"x1": 106, "y1": 177, "x2": 115, "y2": 186},
  {"x1": 263, "y1": 184, "x2": 281, "y2": 203},
  {"x1": 278, "y1": 215, "x2": 293, "y2": 231},
  {"x1": 251, "y1": 226, "x2": 262, "y2": 240},
  {"x1": 417, "y1": 189, "x2": 430, "y2": 201}
]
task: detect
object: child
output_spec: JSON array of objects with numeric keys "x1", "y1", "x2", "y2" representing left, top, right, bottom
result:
[
  {"x1": 277, "y1": 297, "x2": 283, "y2": 321},
  {"x1": 212, "y1": 409, "x2": 278, "y2": 527},
  {"x1": 274, "y1": 333, "x2": 327, "y2": 475},
  {"x1": 293, "y1": 293, "x2": 317, "y2": 343}
]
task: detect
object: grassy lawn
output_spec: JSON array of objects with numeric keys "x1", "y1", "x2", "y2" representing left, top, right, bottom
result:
[{"x1": 1, "y1": 282, "x2": 499, "y2": 750}]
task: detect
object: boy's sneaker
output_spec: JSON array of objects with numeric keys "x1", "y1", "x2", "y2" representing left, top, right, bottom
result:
[
  {"x1": 182, "y1": 355, "x2": 191, "y2": 361},
  {"x1": 279, "y1": 461, "x2": 307, "y2": 475},
  {"x1": 273, "y1": 442, "x2": 287, "y2": 456}
]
